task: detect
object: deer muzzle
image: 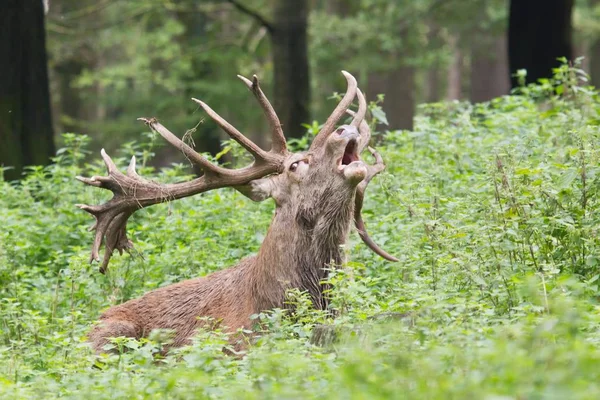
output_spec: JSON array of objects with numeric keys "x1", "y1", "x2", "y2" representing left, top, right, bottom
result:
[
  {"x1": 327, "y1": 125, "x2": 366, "y2": 183},
  {"x1": 329, "y1": 124, "x2": 358, "y2": 160},
  {"x1": 342, "y1": 160, "x2": 367, "y2": 183}
]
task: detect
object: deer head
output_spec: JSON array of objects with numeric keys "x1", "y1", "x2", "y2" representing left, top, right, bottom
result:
[{"x1": 76, "y1": 71, "x2": 396, "y2": 277}]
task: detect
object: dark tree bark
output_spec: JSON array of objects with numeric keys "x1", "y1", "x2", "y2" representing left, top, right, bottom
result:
[
  {"x1": 446, "y1": 36, "x2": 464, "y2": 100},
  {"x1": 324, "y1": 0, "x2": 357, "y2": 16},
  {"x1": 508, "y1": 0, "x2": 574, "y2": 87},
  {"x1": 227, "y1": 0, "x2": 310, "y2": 139},
  {"x1": 470, "y1": 36, "x2": 510, "y2": 102},
  {"x1": 424, "y1": 24, "x2": 441, "y2": 103},
  {"x1": 49, "y1": 0, "x2": 98, "y2": 137},
  {"x1": 174, "y1": 8, "x2": 222, "y2": 158},
  {"x1": 270, "y1": 0, "x2": 310, "y2": 138},
  {"x1": 0, "y1": 0, "x2": 55, "y2": 180},
  {"x1": 424, "y1": 67, "x2": 441, "y2": 103},
  {"x1": 590, "y1": 0, "x2": 600, "y2": 88},
  {"x1": 54, "y1": 60, "x2": 84, "y2": 134},
  {"x1": 591, "y1": 39, "x2": 600, "y2": 89},
  {"x1": 368, "y1": 67, "x2": 415, "y2": 131}
]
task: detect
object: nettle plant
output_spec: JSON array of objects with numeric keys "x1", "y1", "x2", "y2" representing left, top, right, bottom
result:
[
  {"x1": 76, "y1": 72, "x2": 397, "y2": 352},
  {"x1": 404, "y1": 59, "x2": 600, "y2": 312}
]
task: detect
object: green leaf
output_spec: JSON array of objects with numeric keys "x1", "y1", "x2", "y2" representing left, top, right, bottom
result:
[
  {"x1": 371, "y1": 107, "x2": 389, "y2": 125},
  {"x1": 558, "y1": 168, "x2": 578, "y2": 189},
  {"x1": 215, "y1": 146, "x2": 232, "y2": 160}
]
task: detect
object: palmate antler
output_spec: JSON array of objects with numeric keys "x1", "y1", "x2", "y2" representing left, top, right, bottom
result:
[{"x1": 76, "y1": 76, "x2": 288, "y2": 273}]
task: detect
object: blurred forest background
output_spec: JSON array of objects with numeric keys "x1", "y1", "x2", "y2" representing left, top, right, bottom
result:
[{"x1": 1, "y1": 0, "x2": 599, "y2": 179}]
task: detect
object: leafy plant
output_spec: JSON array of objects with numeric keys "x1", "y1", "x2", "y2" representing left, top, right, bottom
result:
[{"x1": 2, "y1": 62, "x2": 600, "y2": 398}]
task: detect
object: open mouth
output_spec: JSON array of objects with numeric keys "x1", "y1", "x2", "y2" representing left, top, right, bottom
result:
[{"x1": 338, "y1": 138, "x2": 359, "y2": 170}]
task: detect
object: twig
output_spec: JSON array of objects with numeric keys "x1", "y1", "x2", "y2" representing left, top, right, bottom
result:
[{"x1": 226, "y1": 0, "x2": 273, "y2": 32}]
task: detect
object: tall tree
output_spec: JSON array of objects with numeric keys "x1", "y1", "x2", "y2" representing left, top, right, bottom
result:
[
  {"x1": 173, "y1": 6, "x2": 223, "y2": 157},
  {"x1": 48, "y1": 0, "x2": 98, "y2": 137},
  {"x1": 590, "y1": 0, "x2": 600, "y2": 88},
  {"x1": 0, "y1": 0, "x2": 55, "y2": 180},
  {"x1": 424, "y1": 23, "x2": 442, "y2": 103},
  {"x1": 508, "y1": 0, "x2": 574, "y2": 87},
  {"x1": 368, "y1": 67, "x2": 415, "y2": 130},
  {"x1": 470, "y1": 36, "x2": 510, "y2": 102},
  {"x1": 228, "y1": 0, "x2": 310, "y2": 139},
  {"x1": 446, "y1": 35, "x2": 464, "y2": 100},
  {"x1": 271, "y1": 0, "x2": 310, "y2": 138}
]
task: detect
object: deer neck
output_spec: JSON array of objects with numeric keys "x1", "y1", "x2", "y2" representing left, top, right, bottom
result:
[{"x1": 250, "y1": 188, "x2": 356, "y2": 310}]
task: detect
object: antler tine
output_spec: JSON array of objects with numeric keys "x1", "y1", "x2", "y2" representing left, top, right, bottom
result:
[
  {"x1": 78, "y1": 102, "x2": 286, "y2": 273},
  {"x1": 354, "y1": 147, "x2": 399, "y2": 262},
  {"x1": 192, "y1": 98, "x2": 273, "y2": 163},
  {"x1": 126, "y1": 156, "x2": 139, "y2": 178},
  {"x1": 310, "y1": 71, "x2": 358, "y2": 150},
  {"x1": 345, "y1": 92, "x2": 396, "y2": 261},
  {"x1": 138, "y1": 118, "x2": 228, "y2": 176},
  {"x1": 76, "y1": 148, "x2": 142, "y2": 273},
  {"x1": 346, "y1": 88, "x2": 370, "y2": 152},
  {"x1": 346, "y1": 94, "x2": 396, "y2": 260},
  {"x1": 84, "y1": 207, "x2": 134, "y2": 274},
  {"x1": 237, "y1": 74, "x2": 288, "y2": 155},
  {"x1": 100, "y1": 148, "x2": 118, "y2": 174},
  {"x1": 351, "y1": 88, "x2": 367, "y2": 129},
  {"x1": 346, "y1": 104, "x2": 398, "y2": 260}
]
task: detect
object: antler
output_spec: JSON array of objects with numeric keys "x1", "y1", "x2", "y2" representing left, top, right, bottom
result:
[
  {"x1": 352, "y1": 88, "x2": 369, "y2": 150},
  {"x1": 236, "y1": 74, "x2": 288, "y2": 155},
  {"x1": 310, "y1": 71, "x2": 358, "y2": 150},
  {"x1": 77, "y1": 76, "x2": 287, "y2": 273},
  {"x1": 347, "y1": 90, "x2": 398, "y2": 262},
  {"x1": 354, "y1": 147, "x2": 398, "y2": 262}
]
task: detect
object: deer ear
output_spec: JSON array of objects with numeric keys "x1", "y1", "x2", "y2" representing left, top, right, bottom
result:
[{"x1": 235, "y1": 178, "x2": 275, "y2": 202}]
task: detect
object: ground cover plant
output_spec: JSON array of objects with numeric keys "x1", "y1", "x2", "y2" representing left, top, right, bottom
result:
[{"x1": 2, "y1": 63, "x2": 600, "y2": 399}]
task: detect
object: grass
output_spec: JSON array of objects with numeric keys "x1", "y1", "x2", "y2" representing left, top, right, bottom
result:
[{"x1": 1, "y1": 62, "x2": 600, "y2": 399}]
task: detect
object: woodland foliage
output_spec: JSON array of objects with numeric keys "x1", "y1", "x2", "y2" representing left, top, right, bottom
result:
[{"x1": 1, "y1": 62, "x2": 600, "y2": 398}]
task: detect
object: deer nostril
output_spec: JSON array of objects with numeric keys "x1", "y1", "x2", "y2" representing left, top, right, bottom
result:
[{"x1": 335, "y1": 125, "x2": 359, "y2": 138}]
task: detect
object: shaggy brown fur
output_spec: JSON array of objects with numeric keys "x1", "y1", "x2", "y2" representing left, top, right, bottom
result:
[{"x1": 89, "y1": 127, "x2": 369, "y2": 353}]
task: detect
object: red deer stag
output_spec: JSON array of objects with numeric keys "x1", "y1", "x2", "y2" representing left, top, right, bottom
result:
[{"x1": 78, "y1": 72, "x2": 397, "y2": 353}]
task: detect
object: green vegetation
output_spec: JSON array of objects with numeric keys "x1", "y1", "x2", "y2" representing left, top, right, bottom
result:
[{"x1": 2, "y1": 64, "x2": 600, "y2": 399}]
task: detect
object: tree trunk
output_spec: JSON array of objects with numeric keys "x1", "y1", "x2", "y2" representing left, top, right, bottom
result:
[
  {"x1": 590, "y1": 0, "x2": 600, "y2": 88},
  {"x1": 446, "y1": 36, "x2": 463, "y2": 100},
  {"x1": 324, "y1": 0, "x2": 355, "y2": 16},
  {"x1": 424, "y1": 23, "x2": 441, "y2": 103},
  {"x1": 470, "y1": 35, "x2": 510, "y2": 102},
  {"x1": 508, "y1": 0, "x2": 574, "y2": 87},
  {"x1": 174, "y1": 8, "x2": 222, "y2": 158},
  {"x1": 424, "y1": 67, "x2": 441, "y2": 103},
  {"x1": 270, "y1": 0, "x2": 310, "y2": 138},
  {"x1": 591, "y1": 40, "x2": 600, "y2": 89},
  {"x1": 0, "y1": 0, "x2": 55, "y2": 180},
  {"x1": 54, "y1": 60, "x2": 84, "y2": 134},
  {"x1": 50, "y1": 0, "x2": 102, "y2": 138},
  {"x1": 368, "y1": 67, "x2": 415, "y2": 131}
]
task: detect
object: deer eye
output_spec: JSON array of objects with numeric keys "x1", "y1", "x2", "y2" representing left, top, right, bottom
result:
[{"x1": 289, "y1": 162, "x2": 299, "y2": 172}]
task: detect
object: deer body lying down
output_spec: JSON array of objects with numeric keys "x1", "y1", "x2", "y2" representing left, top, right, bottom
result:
[
  {"x1": 89, "y1": 185, "x2": 352, "y2": 351},
  {"x1": 79, "y1": 72, "x2": 396, "y2": 353}
]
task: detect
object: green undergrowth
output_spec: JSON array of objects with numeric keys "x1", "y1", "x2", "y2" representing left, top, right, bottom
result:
[{"x1": 2, "y1": 63, "x2": 600, "y2": 398}]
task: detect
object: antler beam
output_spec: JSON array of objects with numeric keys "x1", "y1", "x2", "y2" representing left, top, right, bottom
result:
[
  {"x1": 347, "y1": 90, "x2": 398, "y2": 262},
  {"x1": 237, "y1": 74, "x2": 288, "y2": 155},
  {"x1": 77, "y1": 77, "x2": 287, "y2": 273},
  {"x1": 310, "y1": 71, "x2": 358, "y2": 150},
  {"x1": 354, "y1": 146, "x2": 398, "y2": 262}
]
